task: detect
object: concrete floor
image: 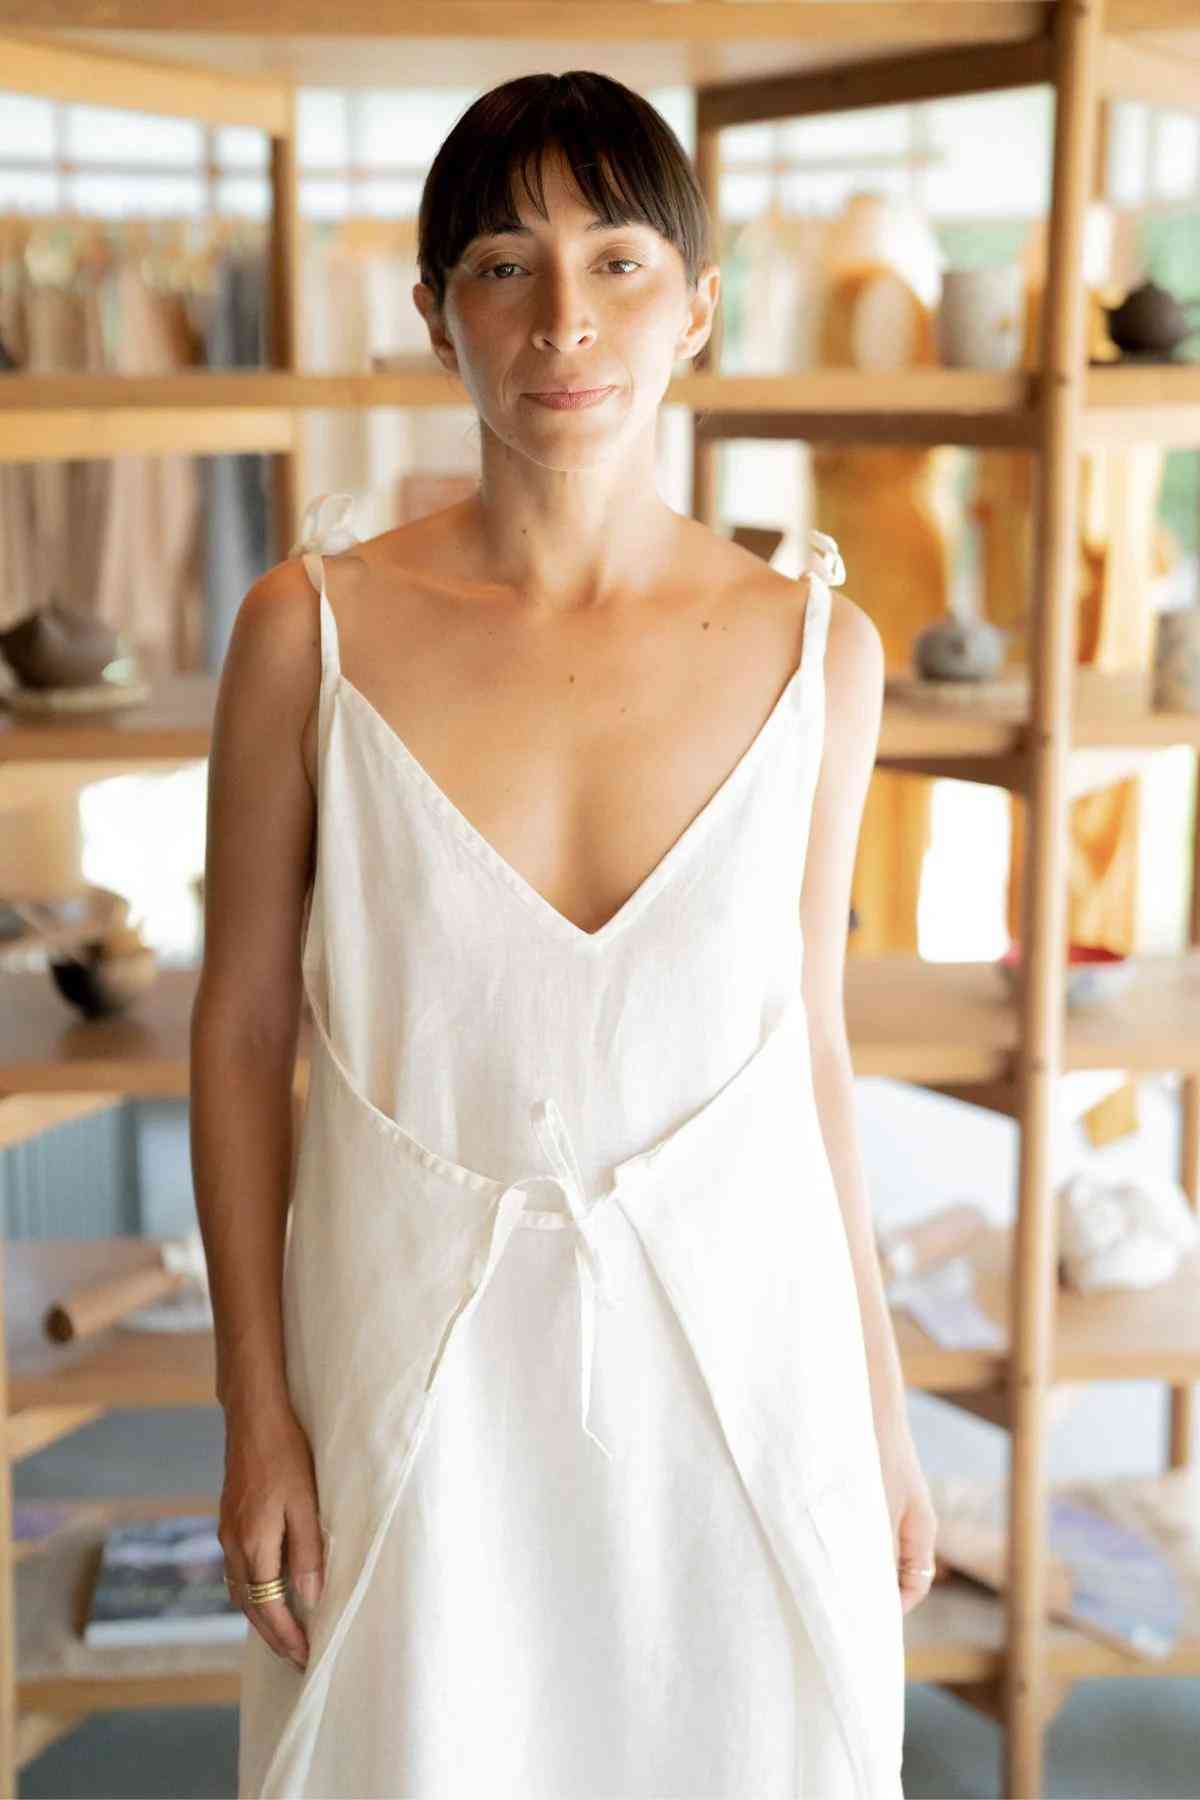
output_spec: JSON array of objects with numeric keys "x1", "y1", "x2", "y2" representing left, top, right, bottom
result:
[{"x1": 14, "y1": 1676, "x2": 1200, "y2": 1800}]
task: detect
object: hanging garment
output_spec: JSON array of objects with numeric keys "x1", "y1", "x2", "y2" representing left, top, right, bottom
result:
[
  {"x1": 201, "y1": 249, "x2": 274, "y2": 673},
  {"x1": 235, "y1": 494, "x2": 907, "y2": 1800}
]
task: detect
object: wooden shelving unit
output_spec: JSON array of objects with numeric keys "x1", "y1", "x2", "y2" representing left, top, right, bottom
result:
[{"x1": 1, "y1": 5, "x2": 1198, "y2": 1796}]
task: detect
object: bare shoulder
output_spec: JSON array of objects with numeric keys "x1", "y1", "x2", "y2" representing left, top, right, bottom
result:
[
  {"x1": 683, "y1": 520, "x2": 873, "y2": 676},
  {"x1": 825, "y1": 588, "x2": 883, "y2": 702},
  {"x1": 213, "y1": 554, "x2": 327, "y2": 792},
  {"x1": 223, "y1": 555, "x2": 323, "y2": 705},
  {"x1": 822, "y1": 589, "x2": 885, "y2": 773}
]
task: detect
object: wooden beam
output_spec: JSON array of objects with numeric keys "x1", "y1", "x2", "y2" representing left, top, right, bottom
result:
[
  {"x1": 0, "y1": 368, "x2": 1036, "y2": 415},
  {"x1": 0, "y1": 31, "x2": 291, "y2": 132},
  {"x1": 697, "y1": 409, "x2": 1039, "y2": 449},
  {"x1": 1099, "y1": 33, "x2": 1200, "y2": 107},
  {"x1": 0, "y1": 408, "x2": 294, "y2": 464},
  {"x1": 7, "y1": 1407, "x2": 108, "y2": 1463},
  {"x1": 1004, "y1": 0, "x2": 1102, "y2": 1789},
  {"x1": 0, "y1": 4, "x2": 1050, "y2": 47},
  {"x1": 1105, "y1": 0, "x2": 1200, "y2": 32},
  {"x1": 698, "y1": 34, "x2": 1054, "y2": 130}
]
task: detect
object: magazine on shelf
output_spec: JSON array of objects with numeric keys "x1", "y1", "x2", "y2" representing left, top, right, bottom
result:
[
  {"x1": 83, "y1": 1513, "x2": 249, "y2": 1647},
  {"x1": 929, "y1": 1475, "x2": 1185, "y2": 1660}
]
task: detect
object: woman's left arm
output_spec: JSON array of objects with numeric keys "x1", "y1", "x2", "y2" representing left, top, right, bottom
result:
[{"x1": 798, "y1": 589, "x2": 938, "y2": 1614}]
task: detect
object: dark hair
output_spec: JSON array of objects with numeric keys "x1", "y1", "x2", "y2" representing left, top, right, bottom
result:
[{"x1": 416, "y1": 71, "x2": 713, "y2": 314}]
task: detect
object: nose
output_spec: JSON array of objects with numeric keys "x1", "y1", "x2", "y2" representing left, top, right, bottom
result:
[{"x1": 530, "y1": 266, "x2": 597, "y2": 354}]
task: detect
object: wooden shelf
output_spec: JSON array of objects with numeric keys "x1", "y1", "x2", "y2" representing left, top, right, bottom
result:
[
  {"x1": 12, "y1": 1, "x2": 1198, "y2": 59},
  {"x1": 4, "y1": 668, "x2": 1199, "y2": 771},
  {"x1": 894, "y1": 1224, "x2": 1200, "y2": 1392},
  {"x1": 2, "y1": 11, "x2": 1198, "y2": 1794},
  {"x1": 0, "y1": 968, "x2": 214, "y2": 1099},
  {"x1": 4, "y1": 1240, "x2": 217, "y2": 1416},
  {"x1": 6, "y1": 1215, "x2": 1199, "y2": 1429},
  {"x1": 14, "y1": 1494, "x2": 242, "y2": 1718},
  {"x1": 2, "y1": 952, "x2": 1198, "y2": 1108},
  {"x1": 0, "y1": 675, "x2": 215, "y2": 763},
  {"x1": 842, "y1": 950, "x2": 1200, "y2": 1080},
  {"x1": 0, "y1": 1095, "x2": 123, "y2": 1151},
  {"x1": 906, "y1": 1465, "x2": 1200, "y2": 1683},
  {"x1": 3, "y1": 365, "x2": 1200, "y2": 463}
]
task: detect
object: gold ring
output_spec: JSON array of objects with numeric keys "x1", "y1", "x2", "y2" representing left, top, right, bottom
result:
[{"x1": 246, "y1": 1576, "x2": 289, "y2": 1604}]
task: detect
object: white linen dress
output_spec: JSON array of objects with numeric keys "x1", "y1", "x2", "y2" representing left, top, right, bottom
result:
[{"x1": 235, "y1": 492, "x2": 907, "y2": 1799}]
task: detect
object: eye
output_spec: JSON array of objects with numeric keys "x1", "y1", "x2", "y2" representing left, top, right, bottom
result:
[{"x1": 479, "y1": 256, "x2": 643, "y2": 282}]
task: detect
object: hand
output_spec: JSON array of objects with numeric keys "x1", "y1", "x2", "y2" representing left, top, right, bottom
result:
[
  {"x1": 219, "y1": 1402, "x2": 328, "y2": 1670},
  {"x1": 877, "y1": 1421, "x2": 938, "y2": 1616}
]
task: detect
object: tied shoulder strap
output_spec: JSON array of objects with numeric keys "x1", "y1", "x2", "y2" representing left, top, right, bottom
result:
[
  {"x1": 804, "y1": 529, "x2": 845, "y2": 588},
  {"x1": 289, "y1": 491, "x2": 362, "y2": 558}
]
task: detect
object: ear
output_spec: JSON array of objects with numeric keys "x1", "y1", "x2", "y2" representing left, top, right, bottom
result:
[
  {"x1": 677, "y1": 262, "x2": 721, "y2": 362},
  {"x1": 412, "y1": 282, "x2": 458, "y2": 375}
]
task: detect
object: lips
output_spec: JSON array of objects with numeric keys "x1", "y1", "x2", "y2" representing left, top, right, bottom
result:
[{"x1": 524, "y1": 386, "x2": 615, "y2": 410}]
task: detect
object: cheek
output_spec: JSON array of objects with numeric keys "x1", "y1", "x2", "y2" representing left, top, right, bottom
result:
[{"x1": 613, "y1": 286, "x2": 686, "y2": 353}]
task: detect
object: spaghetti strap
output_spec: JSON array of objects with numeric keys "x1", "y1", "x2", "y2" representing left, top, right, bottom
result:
[
  {"x1": 798, "y1": 527, "x2": 842, "y2": 692},
  {"x1": 300, "y1": 553, "x2": 342, "y2": 682},
  {"x1": 290, "y1": 490, "x2": 361, "y2": 682},
  {"x1": 290, "y1": 492, "x2": 362, "y2": 773}
]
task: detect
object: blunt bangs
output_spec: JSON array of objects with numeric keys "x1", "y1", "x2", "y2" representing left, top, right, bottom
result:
[{"x1": 417, "y1": 71, "x2": 712, "y2": 311}]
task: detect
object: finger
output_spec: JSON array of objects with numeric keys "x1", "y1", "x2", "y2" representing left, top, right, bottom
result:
[
  {"x1": 285, "y1": 1504, "x2": 327, "y2": 1615},
  {"x1": 896, "y1": 1516, "x2": 938, "y2": 1615},
  {"x1": 250, "y1": 1592, "x2": 310, "y2": 1669},
  {"x1": 897, "y1": 1558, "x2": 936, "y2": 1614},
  {"x1": 229, "y1": 1534, "x2": 309, "y2": 1668}
]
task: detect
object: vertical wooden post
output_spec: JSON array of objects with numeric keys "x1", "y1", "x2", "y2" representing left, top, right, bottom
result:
[
  {"x1": 692, "y1": 110, "x2": 721, "y2": 527},
  {"x1": 0, "y1": 1230, "x2": 14, "y2": 1796},
  {"x1": 1168, "y1": 733, "x2": 1200, "y2": 1470},
  {"x1": 268, "y1": 85, "x2": 302, "y2": 562},
  {"x1": 1005, "y1": 1, "x2": 1102, "y2": 1794}
]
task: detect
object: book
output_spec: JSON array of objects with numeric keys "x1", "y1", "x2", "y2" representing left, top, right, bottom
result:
[
  {"x1": 1048, "y1": 1493, "x2": 1184, "y2": 1659},
  {"x1": 928, "y1": 1474, "x2": 1185, "y2": 1660},
  {"x1": 83, "y1": 1513, "x2": 248, "y2": 1647}
]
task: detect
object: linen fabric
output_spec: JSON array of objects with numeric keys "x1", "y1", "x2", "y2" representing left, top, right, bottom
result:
[{"x1": 236, "y1": 493, "x2": 907, "y2": 1799}]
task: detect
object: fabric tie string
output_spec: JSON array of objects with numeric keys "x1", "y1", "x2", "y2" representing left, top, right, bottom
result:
[
  {"x1": 288, "y1": 491, "x2": 360, "y2": 558},
  {"x1": 463, "y1": 1097, "x2": 619, "y2": 1462},
  {"x1": 805, "y1": 528, "x2": 846, "y2": 587}
]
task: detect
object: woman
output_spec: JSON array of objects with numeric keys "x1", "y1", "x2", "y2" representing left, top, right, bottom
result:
[{"x1": 191, "y1": 69, "x2": 936, "y2": 1800}]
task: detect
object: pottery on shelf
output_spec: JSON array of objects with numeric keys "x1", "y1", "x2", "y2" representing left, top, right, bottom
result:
[
  {"x1": 0, "y1": 599, "x2": 123, "y2": 689},
  {"x1": 914, "y1": 612, "x2": 1010, "y2": 682},
  {"x1": 49, "y1": 921, "x2": 159, "y2": 1019},
  {"x1": 1102, "y1": 279, "x2": 1200, "y2": 358}
]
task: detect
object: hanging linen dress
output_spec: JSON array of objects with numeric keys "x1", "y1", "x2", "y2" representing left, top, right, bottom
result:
[{"x1": 236, "y1": 492, "x2": 907, "y2": 1800}]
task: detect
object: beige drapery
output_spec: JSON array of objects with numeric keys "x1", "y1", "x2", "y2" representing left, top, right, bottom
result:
[{"x1": 0, "y1": 223, "x2": 203, "y2": 677}]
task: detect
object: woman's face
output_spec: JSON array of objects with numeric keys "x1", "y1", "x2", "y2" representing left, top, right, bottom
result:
[{"x1": 414, "y1": 149, "x2": 717, "y2": 472}]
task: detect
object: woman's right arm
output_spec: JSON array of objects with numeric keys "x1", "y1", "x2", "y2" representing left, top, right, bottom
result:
[{"x1": 189, "y1": 556, "x2": 325, "y2": 1671}]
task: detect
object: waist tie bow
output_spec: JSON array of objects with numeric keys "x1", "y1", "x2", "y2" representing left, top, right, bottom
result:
[{"x1": 458, "y1": 1097, "x2": 621, "y2": 1461}]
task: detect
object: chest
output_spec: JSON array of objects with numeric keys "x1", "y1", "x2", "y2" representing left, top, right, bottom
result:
[{"x1": 303, "y1": 572, "x2": 815, "y2": 941}]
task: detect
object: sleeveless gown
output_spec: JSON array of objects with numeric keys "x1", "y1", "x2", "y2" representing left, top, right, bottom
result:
[{"x1": 236, "y1": 493, "x2": 907, "y2": 1799}]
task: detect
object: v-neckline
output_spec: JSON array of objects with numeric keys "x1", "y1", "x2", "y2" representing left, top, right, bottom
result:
[{"x1": 320, "y1": 571, "x2": 822, "y2": 951}]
